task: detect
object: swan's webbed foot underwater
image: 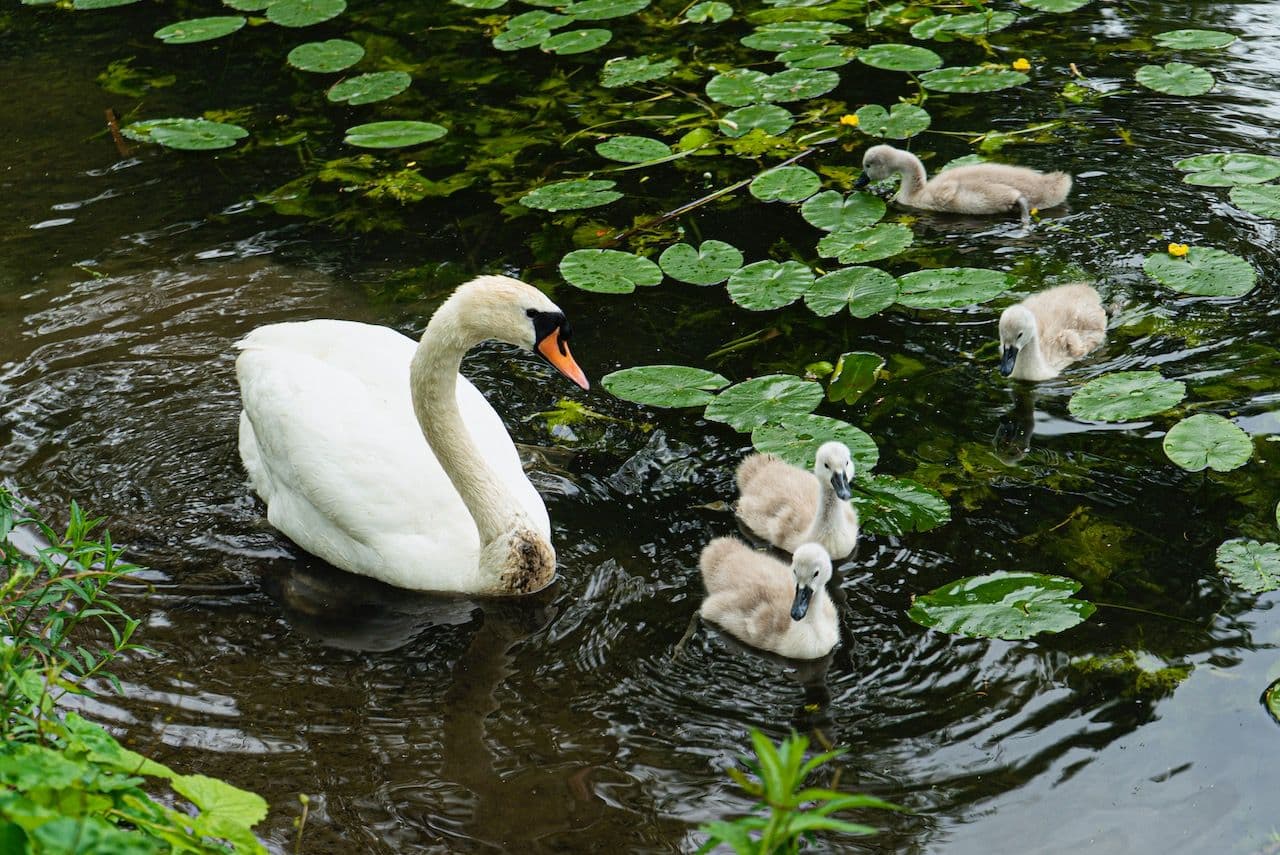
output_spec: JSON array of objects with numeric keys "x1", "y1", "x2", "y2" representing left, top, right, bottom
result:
[{"x1": 671, "y1": 611, "x2": 701, "y2": 660}]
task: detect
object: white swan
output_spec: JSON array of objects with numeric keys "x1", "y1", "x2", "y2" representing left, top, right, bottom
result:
[
  {"x1": 735, "y1": 442, "x2": 859, "y2": 560},
  {"x1": 999, "y1": 283, "x2": 1107, "y2": 381},
  {"x1": 235, "y1": 275, "x2": 588, "y2": 595}
]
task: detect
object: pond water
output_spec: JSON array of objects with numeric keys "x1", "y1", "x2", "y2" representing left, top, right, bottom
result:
[{"x1": 3, "y1": 0, "x2": 1279, "y2": 852}]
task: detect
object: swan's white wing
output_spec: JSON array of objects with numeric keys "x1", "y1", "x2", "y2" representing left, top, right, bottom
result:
[{"x1": 235, "y1": 320, "x2": 549, "y2": 592}]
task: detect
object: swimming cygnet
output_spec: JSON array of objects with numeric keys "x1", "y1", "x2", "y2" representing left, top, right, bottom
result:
[
  {"x1": 855, "y1": 144, "x2": 1072, "y2": 226},
  {"x1": 736, "y1": 441, "x2": 859, "y2": 560},
  {"x1": 699, "y1": 538, "x2": 839, "y2": 660},
  {"x1": 999, "y1": 282, "x2": 1107, "y2": 381}
]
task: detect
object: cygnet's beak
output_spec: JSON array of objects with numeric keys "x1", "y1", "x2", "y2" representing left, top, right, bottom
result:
[
  {"x1": 790, "y1": 584, "x2": 813, "y2": 621},
  {"x1": 830, "y1": 469, "x2": 852, "y2": 501},
  {"x1": 537, "y1": 327, "x2": 589, "y2": 390},
  {"x1": 999, "y1": 345, "x2": 1018, "y2": 377},
  {"x1": 854, "y1": 172, "x2": 871, "y2": 190}
]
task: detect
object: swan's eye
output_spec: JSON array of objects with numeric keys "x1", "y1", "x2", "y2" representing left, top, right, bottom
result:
[{"x1": 526, "y1": 308, "x2": 538, "y2": 318}]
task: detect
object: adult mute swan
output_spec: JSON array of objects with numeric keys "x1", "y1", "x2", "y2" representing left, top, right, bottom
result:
[
  {"x1": 235, "y1": 275, "x2": 589, "y2": 596},
  {"x1": 999, "y1": 283, "x2": 1107, "y2": 381},
  {"x1": 735, "y1": 441, "x2": 859, "y2": 560}
]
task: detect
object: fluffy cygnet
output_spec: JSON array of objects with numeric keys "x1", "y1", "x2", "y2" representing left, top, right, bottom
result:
[{"x1": 999, "y1": 282, "x2": 1107, "y2": 381}]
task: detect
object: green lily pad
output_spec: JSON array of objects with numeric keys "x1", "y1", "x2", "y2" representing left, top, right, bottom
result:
[
  {"x1": 1175, "y1": 153, "x2": 1280, "y2": 186},
  {"x1": 727, "y1": 260, "x2": 814, "y2": 310},
  {"x1": 1229, "y1": 185, "x2": 1280, "y2": 218},
  {"x1": 452, "y1": 0, "x2": 506, "y2": 7},
  {"x1": 1163, "y1": 413, "x2": 1252, "y2": 472},
  {"x1": 686, "y1": 1, "x2": 731, "y2": 22},
  {"x1": 706, "y1": 68, "x2": 770, "y2": 106},
  {"x1": 154, "y1": 16, "x2": 246, "y2": 44},
  {"x1": 564, "y1": 0, "x2": 648, "y2": 20},
  {"x1": 800, "y1": 191, "x2": 885, "y2": 231},
  {"x1": 704, "y1": 375, "x2": 823, "y2": 432},
  {"x1": 1215, "y1": 539, "x2": 1280, "y2": 594},
  {"x1": 852, "y1": 474, "x2": 950, "y2": 535},
  {"x1": 750, "y1": 166, "x2": 821, "y2": 202},
  {"x1": 857, "y1": 43, "x2": 942, "y2": 72},
  {"x1": 1143, "y1": 247, "x2": 1256, "y2": 297},
  {"x1": 595, "y1": 135, "x2": 670, "y2": 163},
  {"x1": 266, "y1": 0, "x2": 346, "y2": 27},
  {"x1": 1135, "y1": 62, "x2": 1214, "y2": 96},
  {"x1": 854, "y1": 103, "x2": 930, "y2": 139},
  {"x1": 1153, "y1": 29, "x2": 1236, "y2": 50},
  {"x1": 223, "y1": 0, "x2": 273, "y2": 8},
  {"x1": 777, "y1": 44, "x2": 855, "y2": 69},
  {"x1": 740, "y1": 21, "x2": 850, "y2": 51},
  {"x1": 658, "y1": 240, "x2": 743, "y2": 285},
  {"x1": 494, "y1": 10, "x2": 571, "y2": 50},
  {"x1": 559, "y1": 249, "x2": 661, "y2": 293},
  {"x1": 74, "y1": 0, "x2": 143, "y2": 7},
  {"x1": 817, "y1": 223, "x2": 913, "y2": 264},
  {"x1": 1068, "y1": 370, "x2": 1186, "y2": 422},
  {"x1": 600, "y1": 55, "x2": 678, "y2": 87},
  {"x1": 896, "y1": 267, "x2": 1011, "y2": 309},
  {"x1": 827, "y1": 351, "x2": 884, "y2": 404},
  {"x1": 907, "y1": 571, "x2": 1095, "y2": 639},
  {"x1": 122, "y1": 118, "x2": 248, "y2": 150},
  {"x1": 718, "y1": 104, "x2": 794, "y2": 138},
  {"x1": 521, "y1": 179, "x2": 622, "y2": 211},
  {"x1": 541, "y1": 28, "x2": 613, "y2": 54},
  {"x1": 920, "y1": 66, "x2": 1029, "y2": 93},
  {"x1": 1018, "y1": 0, "x2": 1089, "y2": 12},
  {"x1": 751, "y1": 414, "x2": 879, "y2": 471},
  {"x1": 601, "y1": 365, "x2": 730, "y2": 408},
  {"x1": 804, "y1": 267, "x2": 898, "y2": 318},
  {"x1": 287, "y1": 39, "x2": 365, "y2": 72},
  {"x1": 326, "y1": 71, "x2": 411, "y2": 105},
  {"x1": 760, "y1": 68, "x2": 840, "y2": 102},
  {"x1": 911, "y1": 11, "x2": 1018, "y2": 40},
  {"x1": 1265, "y1": 679, "x2": 1280, "y2": 725},
  {"x1": 344, "y1": 121, "x2": 447, "y2": 149}
]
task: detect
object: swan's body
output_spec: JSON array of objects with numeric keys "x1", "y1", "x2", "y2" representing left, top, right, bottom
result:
[
  {"x1": 236, "y1": 275, "x2": 588, "y2": 595},
  {"x1": 699, "y1": 538, "x2": 838, "y2": 660},
  {"x1": 999, "y1": 283, "x2": 1107, "y2": 382},
  {"x1": 856, "y1": 144, "x2": 1072, "y2": 225},
  {"x1": 735, "y1": 442, "x2": 859, "y2": 560}
]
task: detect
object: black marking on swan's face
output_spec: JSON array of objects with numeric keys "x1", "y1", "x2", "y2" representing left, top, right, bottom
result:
[{"x1": 527, "y1": 308, "x2": 569, "y2": 353}]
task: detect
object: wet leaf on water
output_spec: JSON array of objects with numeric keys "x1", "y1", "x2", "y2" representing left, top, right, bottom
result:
[
  {"x1": 1215, "y1": 539, "x2": 1280, "y2": 593},
  {"x1": 1229, "y1": 185, "x2": 1280, "y2": 218},
  {"x1": 907, "y1": 571, "x2": 1095, "y2": 639},
  {"x1": 344, "y1": 121, "x2": 447, "y2": 149},
  {"x1": 749, "y1": 165, "x2": 821, "y2": 202},
  {"x1": 520, "y1": 178, "x2": 622, "y2": 211},
  {"x1": 857, "y1": 43, "x2": 942, "y2": 72},
  {"x1": 327, "y1": 71, "x2": 411, "y2": 105},
  {"x1": 704, "y1": 374, "x2": 823, "y2": 432},
  {"x1": 727, "y1": 260, "x2": 814, "y2": 310},
  {"x1": 1163, "y1": 413, "x2": 1252, "y2": 472},
  {"x1": 559, "y1": 249, "x2": 661, "y2": 293},
  {"x1": 854, "y1": 103, "x2": 931, "y2": 139},
  {"x1": 172, "y1": 773, "x2": 268, "y2": 828},
  {"x1": 800, "y1": 190, "x2": 885, "y2": 232},
  {"x1": 852, "y1": 474, "x2": 950, "y2": 535},
  {"x1": 751, "y1": 414, "x2": 879, "y2": 471},
  {"x1": 223, "y1": 0, "x2": 272, "y2": 8},
  {"x1": 452, "y1": 0, "x2": 506, "y2": 7},
  {"x1": 718, "y1": 104, "x2": 794, "y2": 138},
  {"x1": 287, "y1": 39, "x2": 365, "y2": 72},
  {"x1": 911, "y1": 11, "x2": 1018, "y2": 40},
  {"x1": 1153, "y1": 29, "x2": 1236, "y2": 50},
  {"x1": 658, "y1": 240, "x2": 743, "y2": 285},
  {"x1": 920, "y1": 66, "x2": 1028, "y2": 93},
  {"x1": 777, "y1": 44, "x2": 855, "y2": 69},
  {"x1": 817, "y1": 223, "x2": 913, "y2": 264},
  {"x1": 1143, "y1": 247, "x2": 1256, "y2": 297},
  {"x1": 740, "y1": 21, "x2": 850, "y2": 51},
  {"x1": 1265, "y1": 679, "x2": 1280, "y2": 726},
  {"x1": 827, "y1": 351, "x2": 884, "y2": 404},
  {"x1": 154, "y1": 16, "x2": 246, "y2": 44},
  {"x1": 266, "y1": 0, "x2": 346, "y2": 27},
  {"x1": 760, "y1": 68, "x2": 840, "y2": 102},
  {"x1": 595, "y1": 135, "x2": 670, "y2": 163},
  {"x1": 601, "y1": 365, "x2": 730, "y2": 408},
  {"x1": 122, "y1": 118, "x2": 249, "y2": 150},
  {"x1": 73, "y1": 0, "x2": 143, "y2": 8},
  {"x1": 685, "y1": 1, "x2": 732, "y2": 22},
  {"x1": 1135, "y1": 62, "x2": 1214, "y2": 96},
  {"x1": 804, "y1": 267, "x2": 898, "y2": 318},
  {"x1": 494, "y1": 10, "x2": 571, "y2": 50},
  {"x1": 600, "y1": 55, "x2": 678, "y2": 87},
  {"x1": 706, "y1": 68, "x2": 771, "y2": 106},
  {"x1": 1018, "y1": 0, "x2": 1089, "y2": 11},
  {"x1": 1176, "y1": 152, "x2": 1280, "y2": 186},
  {"x1": 564, "y1": 0, "x2": 648, "y2": 20},
  {"x1": 1067, "y1": 370, "x2": 1186, "y2": 422},
  {"x1": 541, "y1": 28, "x2": 613, "y2": 54},
  {"x1": 895, "y1": 267, "x2": 1010, "y2": 309}
]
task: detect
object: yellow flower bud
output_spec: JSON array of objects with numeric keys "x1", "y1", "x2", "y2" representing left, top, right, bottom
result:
[
  {"x1": 1012, "y1": 58, "x2": 1032, "y2": 72},
  {"x1": 1167, "y1": 242, "x2": 1190, "y2": 257},
  {"x1": 839, "y1": 114, "x2": 860, "y2": 127}
]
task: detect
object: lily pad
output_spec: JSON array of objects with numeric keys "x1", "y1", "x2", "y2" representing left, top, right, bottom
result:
[
  {"x1": 344, "y1": 121, "x2": 447, "y2": 149},
  {"x1": 595, "y1": 135, "x2": 670, "y2": 163},
  {"x1": 521, "y1": 179, "x2": 622, "y2": 211},
  {"x1": 740, "y1": 21, "x2": 850, "y2": 51},
  {"x1": 1153, "y1": 29, "x2": 1236, "y2": 50},
  {"x1": 907, "y1": 571, "x2": 1095, "y2": 639},
  {"x1": 122, "y1": 118, "x2": 248, "y2": 150},
  {"x1": 718, "y1": 104, "x2": 794, "y2": 138},
  {"x1": 704, "y1": 375, "x2": 823, "y2": 432},
  {"x1": 327, "y1": 71, "x2": 411, "y2": 105},
  {"x1": 1143, "y1": 247, "x2": 1256, "y2": 297},
  {"x1": 1229, "y1": 185, "x2": 1280, "y2": 218},
  {"x1": 1215, "y1": 539, "x2": 1280, "y2": 594},
  {"x1": 857, "y1": 43, "x2": 942, "y2": 72},
  {"x1": 727, "y1": 260, "x2": 814, "y2": 310},
  {"x1": 750, "y1": 166, "x2": 821, "y2": 202},
  {"x1": 1135, "y1": 62, "x2": 1214, "y2": 96},
  {"x1": 1163, "y1": 413, "x2": 1252, "y2": 472},
  {"x1": 559, "y1": 249, "x2": 661, "y2": 293},
  {"x1": 854, "y1": 103, "x2": 930, "y2": 140},
  {"x1": 564, "y1": 0, "x2": 648, "y2": 20},
  {"x1": 266, "y1": 0, "x2": 346, "y2": 27},
  {"x1": 453, "y1": 0, "x2": 506, "y2": 7},
  {"x1": 601, "y1": 365, "x2": 729, "y2": 408},
  {"x1": 74, "y1": 0, "x2": 143, "y2": 7},
  {"x1": 686, "y1": 1, "x2": 731, "y2": 22},
  {"x1": 851, "y1": 474, "x2": 950, "y2": 536},
  {"x1": 804, "y1": 267, "x2": 898, "y2": 318},
  {"x1": 827, "y1": 351, "x2": 884, "y2": 404},
  {"x1": 920, "y1": 66, "x2": 1028, "y2": 93},
  {"x1": 896, "y1": 267, "x2": 1011, "y2": 309},
  {"x1": 658, "y1": 240, "x2": 743, "y2": 285},
  {"x1": 706, "y1": 68, "x2": 770, "y2": 106},
  {"x1": 1266, "y1": 679, "x2": 1280, "y2": 725},
  {"x1": 817, "y1": 223, "x2": 913, "y2": 264},
  {"x1": 154, "y1": 16, "x2": 246, "y2": 44},
  {"x1": 760, "y1": 68, "x2": 840, "y2": 102},
  {"x1": 600, "y1": 55, "x2": 678, "y2": 87},
  {"x1": 911, "y1": 11, "x2": 1018, "y2": 41},
  {"x1": 1175, "y1": 152, "x2": 1280, "y2": 186},
  {"x1": 541, "y1": 28, "x2": 613, "y2": 54},
  {"x1": 777, "y1": 44, "x2": 855, "y2": 69},
  {"x1": 1018, "y1": 0, "x2": 1089, "y2": 11},
  {"x1": 1068, "y1": 370, "x2": 1186, "y2": 422},
  {"x1": 751, "y1": 414, "x2": 879, "y2": 471},
  {"x1": 287, "y1": 39, "x2": 365, "y2": 72},
  {"x1": 800, "y1": 191, "x2": 885, "y2": 231}
]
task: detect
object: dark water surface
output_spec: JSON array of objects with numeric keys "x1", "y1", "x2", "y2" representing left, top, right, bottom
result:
[{"x1": 3, "y1": 2, "x2": 1279, "y2": 853}]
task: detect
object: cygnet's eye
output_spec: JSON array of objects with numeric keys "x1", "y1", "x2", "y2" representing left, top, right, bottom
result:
[{"x1": 525, "y1": 308, "x2": 538, "y2": 318}]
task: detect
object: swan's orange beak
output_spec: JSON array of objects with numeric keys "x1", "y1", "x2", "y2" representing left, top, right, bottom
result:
[{"x1": 537, "y1": 329, "x2": 589, "y2": 390}]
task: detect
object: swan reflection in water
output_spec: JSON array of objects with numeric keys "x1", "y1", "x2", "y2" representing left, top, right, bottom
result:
[{"x1": 993, "y1": 386, "x2": 1038, "y2": 465}]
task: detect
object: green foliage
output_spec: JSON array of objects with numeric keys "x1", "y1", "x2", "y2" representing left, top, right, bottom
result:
[
  {"x1": 541, "y1": 28, "x2": 613, "y2": 54},
  {"x1": 287, "y1": 38, "x2": 365, "y2": 72},
  {"x1": 153, "y1": 16, "x2": 245, "y2": 44},
  {"x1": 1153, "y1": 29, "x2": 1236, "y2": 50},
  {"x1": 854, "y1": 103, "x2": 930, "y2": 139},
  {"x1": 560, "y1": 248, "x2": 661, "y2": 292},
  {"x1": 1229, "y1": 185, "x2": 1280, "y2": 218},
  {"x1": 727, "y1": 260, "x2": 814, "y2": 310},
  {"x1": 267, "y1": 0, "x2": 347, "y2": 27},
  {"x1": 1135, "y1": 62, "x2": 1214, "y2": 96},
  {"x1": 751, "y1": 414, "x2": 879, "y2": 471},
  {"x1": 1068, "y1": 650, "x2": 1192, "y2": 699},
  {"x1": 599, "y1": 55, "x2": 677, "y2": 87},
  {"x1": 595, "y1": 135, "x2": 670, "y2": 163},
  {"x1": 686, "y1": 2, "x2": 731, "y2": 24},
  {"x1": 522, "y1": 179, "x2": 622, "y2": 211},
  {"x1": 1175, "y1": 152, "x2": 1280, "y2": 185},
  {"x1": 122, "y1": 117, "x2": 248, "y2": 150},
  {"x1": 805, "y1": 267, "x2": 898, "y2": 318},
  {"x1": 800, "y1": 191, "x2": 885, "y2": 232},
  {"x1": 1018, "y1": 0, "x2": 1089, "y2": 11},
  {"x1": 910, "y1": 11, "x2": 1018, "y2": 41},
  {"x1": 856, "y1": 43, "x2": 941, "y2": 72},
  {"x1": 658, "y1": 240, "x2": 743, "y2": 285},
  {"x1": 344, "y1": 121, "x2": 448, "y2": 148},
  {"x1": 817, "y1": 224, "x2": 914, "y2": 264},
  {"x1": 719, "y1": 105, "x2": 794, "y2": 138},
  {"x1": 826, "y1": 351, "x2": 883, "y2": 404},
  {"x1": 749, "y1": 166, "x2": 821, "y2": 203},
  {"x1": 919, "y1": 66, "x2": 1028, "y2": 93},
  {"x1": 850, "y1": 475, "x2": 950, "y2": 535},
  {"x1": 1215, "y1": 539, "x2": 1280, "y2": 594},
  {"x1": 326, "y1": 70, "x2": 412, "y2": 104},
  {"x1": 907, "y1": 572, "x2": 1096, "y2": 639},
  {"x1": 704, "y1": 375, "x2": 823, "y2": 432},
  {"x1": 895, "y1": 267, "x2": 1010, "y2": 309},
  {"x1": 601, "y1": 365, "x2": 730, "y2": 408},
  {"x1": 1162, "y1": 413, "x2": 1252, "y2": 472},
  {"x1": 1067, "y1": 370, "x2": 1186, "y2": 422},
  {"x1": 1143, "y1": 247, "x2": 1256, "y2": 297}
]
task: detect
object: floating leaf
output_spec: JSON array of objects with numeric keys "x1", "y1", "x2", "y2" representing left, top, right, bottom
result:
[
  {"x1": 706, "y1": 68, "x2": 770, "y2": 106},
  {"x1": 595, "y1": 135, "x2": 670, "y2": 163},
  {"x1": 749, "y1": 166, "x2": 821, "y2": 202},
  {"x1": 852, "y1": 475, "x2": 950, "y2": 535},
  {"x1": 326, "y1": 71, "x2": 411, "y2": 105},
  {"x1": 907, "y1": 572, "x2": 1095, "y2": 639},
  {"x1": 718, "y1": 104, "x2": 793, "y2": 138},
  {"x1": 760, "y1": 68, "x2": 840, "y2": 102},
  {"x1": 520, "y1": 178, "x2": 622, "y2": 211},
  {"x1": 266, "y1": 0, "x2": 346, "y2": 27},
  {"x1": 73, "y1": 0, "x2": 143, "y2": 8},
  {"x1": 172, "y1": 774, "x2": 268, "y2": 829},
  {"x1": 776, "y1": 44, "x2": 854, "y2": 69},
  {"x1": 854, "y1": 103, "x2": 930, "y2": 139},
  {"x1": 122, "y1": 118, "x2": 248, "y2": 150},
  {"x1": 1068, "y1": 370, "x2": 1186, "y2": 422},
  {"x1": 494, "y1": 10, "x2": 571, "y2": 50},
  {"x1": 452, "y1": 0, "x2": 506, "y2": 7},
  {"x1": 740, "y1": 21, "x2": 850, "y2": 51},
  {"x1": 920, "y1": 66, "x2": 1028, "y2": 93},
  {"x1": 1018, "y1": 0, "x2": 1089, "y2": 11},
  {"x1": 1143, "y1": 247, "x2": 1256, "y2": 297},
  {"x1": 1153, "y1": 29, "x2": 1236, "y2": 50},
  {"x1": 1215, "y1": 539, "x2": 1280, "y2": 594},
  {"x1": 1175, "y1": 152, "x2": 1280, "y2": 186},
  {"x1": 541, "y1": 28, "x2": 613, "y2": 54},
  {"x1": 600, "y1": 55, "x2": 678, "y2": 87},
  {"x1": 911, "y1": 11, "x2": 1018, "y2": 40},
  {"x1": 704, "y1": 375, "x2": 823, "y2": 432},
  {"x1": 559, "y1": 249, "x2": 661, "y2": 293},
  {"x1": 601, "y1": 365, "x2": 730, "y2": 408},
  {"x1": 800, "y1": 191, "x2": 885, "y2": 231},
  {"x1": 1266, "y1": 679, "x2": 1280, "y2": 725},
  {"x1": 727, "y1": 260, "x2": 814, "y2": 310},
  {"x1": 1229, "y1": 185, "x2": 1280, "y2": 218},
  {"x1": 895, "y1": 267, "x2": 1011, "y2": 309},
  {"x1": 1163, "y1": 413, "x2": 1252, "y2": 472},
  {"x1": 817, "y1": 224, "x2": 913, "y2": 264},
  {"x1": 1135, "y1": 62, "x2": 1214, "y2": 96},
  {"x1": 856, "y1": 43, "x2": 942, "y2": 72},
  {"x1": 658, "y1": 240, "x2": 743, "y2": 285},
  {"x1": 827, "y1": 351, "x2": 884, "y2": 404},
  {"x1": 686, "y1": 1, "x2": 731, "y2": 22},
  {"x1": 805, "y1": 267, "x2": 898, "y2": 318},
  {"x1": 344, "y1": 121, "x2": 447, "y2": 149},
  {"x1": 287, "y1": 39, "x2": 365, "y2": 72},
  {"x1": 154, "y1": 16, "x2": 246, "y2": 44},
  {"x1": 751, "y1": 414, "x2": 879, "y2": 471},
  {"x1": 564, "y1": 0, "x2": 648, "y2": 20}
]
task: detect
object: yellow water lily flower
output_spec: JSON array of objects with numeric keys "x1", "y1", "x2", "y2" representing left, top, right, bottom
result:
[
  {"x1": 839, "y1": 114, "x2": 860, "y2": 127},
  {"x1": 1012, "y1": 57, "x2": 1032, "y2": 72},
  {"x1": 1167, "y1": 242, "x2": 1190, "y2": 257}
]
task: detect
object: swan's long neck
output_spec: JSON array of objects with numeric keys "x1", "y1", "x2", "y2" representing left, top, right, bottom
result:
[
  {"x1": 803, "y1": 482, "x2": 855, "y2": 546},
  {"x1": 1015, "y1": 326, "x2": 1056, "y2": 380},
  {"x1": 893, "y1": 150, "x2": 929, "y2": 203}
]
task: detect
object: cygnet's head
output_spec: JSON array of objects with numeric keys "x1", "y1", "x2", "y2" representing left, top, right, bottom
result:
[
  {"x1": 854, "y1": 144, "x2": 901, "y2": 189},
  {"x1": 813, "y1": 441, "x2": 854, "y2": 501},
  {"x1": 789, "y1": 543, "x2": 833, "y2": 621},
  {"x1": 997, "y1": 304, "x2": 1038, "y2": 377}
]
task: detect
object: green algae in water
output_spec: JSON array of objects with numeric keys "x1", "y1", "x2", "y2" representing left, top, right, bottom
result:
[{"x1": 1068, "y1": 651, "x2": 1192, "y2": 699}]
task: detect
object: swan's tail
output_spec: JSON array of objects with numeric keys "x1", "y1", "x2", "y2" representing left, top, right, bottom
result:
[
  {"x1": 736, "y1": 453, "x2": 780, "y2": 494},
  {"x1": 699, "y1": 536, "x2": 745, "y2": 594},
  {"x1": 1046, "y1": 172, "x2": 1073, "y2": 207}
]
